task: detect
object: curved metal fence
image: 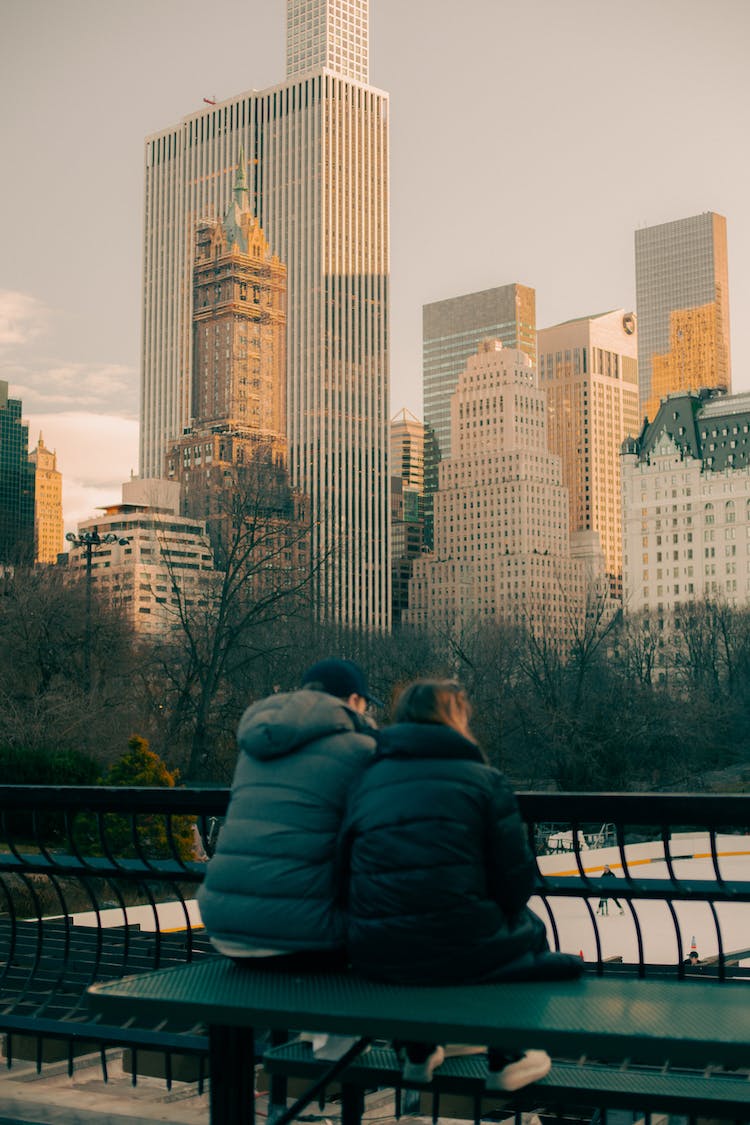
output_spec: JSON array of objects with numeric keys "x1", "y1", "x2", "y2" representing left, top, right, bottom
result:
[{"x1": 0, "y1": 786, "x2": 747, "y2": 1078}]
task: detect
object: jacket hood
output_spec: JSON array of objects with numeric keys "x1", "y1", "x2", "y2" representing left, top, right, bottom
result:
[
  {"x1": 376, "y1": 721, "x2": 484, "y2": 764},
  {"x1": 237, "y1": 688, "x2": 374, "y2": 761}
]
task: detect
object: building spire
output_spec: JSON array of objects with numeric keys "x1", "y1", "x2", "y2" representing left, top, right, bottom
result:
[{"x1": 234, "y1": 146, "x2": 249, "y2": 211}]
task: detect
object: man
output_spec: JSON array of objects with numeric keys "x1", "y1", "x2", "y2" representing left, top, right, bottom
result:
[{"x1": 198, "y1": 658, "x2": 379, "y2": 965}]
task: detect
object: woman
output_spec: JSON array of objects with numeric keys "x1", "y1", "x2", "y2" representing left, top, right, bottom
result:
[{"x1": 342, "y1": 679, "x2": 582, "y2": 1091}]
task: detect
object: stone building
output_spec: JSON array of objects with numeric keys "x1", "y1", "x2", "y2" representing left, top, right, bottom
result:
[
  {"x1": 68, "y1": 479, "x2": 216, "y2": 635},
  {"x1": 538, "y1": 310, "x2": 639, "y2": 598},
  {"x1": 29, "y1": 433, "x2": 63, "y2": 564},
  {"x1": 406, "y1": 340, "x2": 594, "y2": 639},
  {"x1": 166, "y1": 165, "x2": 310, "y2": 587},
  {"x1": 622, "y1": 389, "x2": 750, "y2": 614},
  {"x1": 422, "y1": 284, "x2": 536, "y2": 548}
]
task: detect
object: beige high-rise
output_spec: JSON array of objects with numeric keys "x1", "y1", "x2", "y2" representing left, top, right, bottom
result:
[
  {"x1": 29, "y1": 433, "x2": 63, "y2": 565},
  {"x1": 406, "y1": 340, "x2": 586, "y2": 637},
  {"x1": 539, "y1": 311, "x2": 639, "y2": 597},
  {"x1": 141, "y1": 0, "x2": 389, "y2": 629}
]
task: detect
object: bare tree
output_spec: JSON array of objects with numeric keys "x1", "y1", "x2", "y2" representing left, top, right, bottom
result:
[
  {"x1": 147, "y1": 461, "x2": 320, "y2": 780},
  {"x1": 0, "y1": 564, "x2": 137, "y2": 761}
]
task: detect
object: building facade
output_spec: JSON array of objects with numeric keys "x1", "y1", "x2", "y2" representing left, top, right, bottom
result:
[
  {"x1": 635, "y1": 212, "x2": 731, "y2": 424},
  {"x1": 422, "y1": 284, "x2": 535, "y2": 547},
  {"x1": 622, "y1": 389, "x2": 750, "y2": 615},
  {"x1": 538, "y1": 310, "x2": 639, "y2": 597},
  {"x1": 164, "y1": 166, "x2": 307, "y2": 570},
  {"x1": 390, "y1": 408, "x2": 425, "y2": 624},
  {"x1": 406, "y1": 340, "x2": 587, "y2": 638},
  {"x1": 0, "y1": 381, "x2": 35, "y2": 566},
  {"x1": 68, "y1": 479, "x2": 216, "y2": 635},
  {"x1": 141, "y1": 0, "x2": 389, "y2": 629},
  {"x1": 29, "y1": 433, "x2": 63, "y2": 565},
  {"x1": 188, "y1": 160, "x2": 287, "y2": 455}
]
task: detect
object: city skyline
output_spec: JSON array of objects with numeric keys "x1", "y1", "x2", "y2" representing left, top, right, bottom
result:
[{"x1": 2, "y1": 0, "x2": 749, "y2": 529}]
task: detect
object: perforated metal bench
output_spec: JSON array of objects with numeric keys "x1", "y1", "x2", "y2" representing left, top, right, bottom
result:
[{"x1": 88, "y1": 957, "x2": 750, "y2": 1125}]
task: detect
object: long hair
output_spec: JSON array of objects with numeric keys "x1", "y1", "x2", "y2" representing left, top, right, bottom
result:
[{"x1": 394, "y1": 679, "x2": 473, "y2": 731}]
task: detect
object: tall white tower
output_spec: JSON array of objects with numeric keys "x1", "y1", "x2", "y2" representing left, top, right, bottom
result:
[
  {"x1": 286, "y1": 0, "x2": 369, "y2": 83},
  {"x1": 140, "y1": 0, "x2": 390, "y2": 629}
]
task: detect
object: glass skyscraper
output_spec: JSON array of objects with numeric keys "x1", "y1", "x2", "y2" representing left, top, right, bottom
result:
[
  {"x1": 635, "y1": 212, "x2": 731, "y2": 423},
  {"x1": 141, "y1": 0, "x2": 390, "y2": 629},
  {"x1": 0, "y1": 381, "x2": 35, "y2": 566}
]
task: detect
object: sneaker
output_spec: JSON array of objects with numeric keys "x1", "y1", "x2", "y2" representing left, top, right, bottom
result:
[
  {"x1": 485, "y1": 1049, "x2": 551, "y2": 1092},
  {"x1": 401, "y1": 1044, "x2": 446, "y2": 1083}
]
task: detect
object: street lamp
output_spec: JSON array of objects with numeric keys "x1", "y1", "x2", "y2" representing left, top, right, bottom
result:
[{"x1": 65, "y1": 530, "x2": 129, "y2": 690}]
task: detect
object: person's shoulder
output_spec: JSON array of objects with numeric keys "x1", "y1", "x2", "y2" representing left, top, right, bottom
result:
[{"x1": 484, "y1": 764, "x2": 522, "y2": 805}]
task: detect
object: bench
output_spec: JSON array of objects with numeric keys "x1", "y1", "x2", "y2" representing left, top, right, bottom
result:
[{"x1": 87, "y1": 956, "x2": 750, "y2": 1125}]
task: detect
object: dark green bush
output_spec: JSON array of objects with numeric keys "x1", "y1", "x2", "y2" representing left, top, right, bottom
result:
[{"x1": 0, "y1": 744, "x2": 100, "y2": 786}]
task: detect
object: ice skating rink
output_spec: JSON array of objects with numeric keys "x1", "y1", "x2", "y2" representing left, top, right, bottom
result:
[{"x1": 535, "y1": 833, "x2": 750, "y2": 966}]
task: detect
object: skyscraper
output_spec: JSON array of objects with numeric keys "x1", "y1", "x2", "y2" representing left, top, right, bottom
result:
[
  {"x1": 390, "y1": 408, "x2": 424, "y2": 624},
  {"x1": 29, "y1": 433, "x2": 63, "y2": 565},
  {"x1": 141, "y1": 0, "x2": 389, "y2": 629},
  {"x1": 635, "y1": 212, "x2": 731, "y2": 423},
  {"x1": 422, "y1": 284, "x2": 535, "y2": 546},
  {"x1": 538, "y1": 310, "x2": 639, "y2": 597},
  {"x1": 0, "y1": 381, "x2": 35, "y2": 566},
  {"x1": 406, "y1": 340, "x2": 587, "y2": 638}
]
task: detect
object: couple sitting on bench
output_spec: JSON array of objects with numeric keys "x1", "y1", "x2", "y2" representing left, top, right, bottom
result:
[{"x1": 197, "y1": 658, "x2": 582, "y2": 1093}]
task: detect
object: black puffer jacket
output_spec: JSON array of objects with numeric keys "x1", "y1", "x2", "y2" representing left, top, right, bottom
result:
[
  {"x1": 342, "y1": 721, "x2": 550, "y2": 984},
  {"x1": 198, "y1": 689, "x2": 375, "y2": 952}
]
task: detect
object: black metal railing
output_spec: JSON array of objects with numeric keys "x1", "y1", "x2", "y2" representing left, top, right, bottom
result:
[
  {"x1": 0, "y1": 786, "x2": 227, "y2": 1080},
  {"x1": 519, "y1": 791, "x2": 750, "y2": 981},
  {"x1": 0, "y1": 786, "x2": 748, "y2": 1080}
]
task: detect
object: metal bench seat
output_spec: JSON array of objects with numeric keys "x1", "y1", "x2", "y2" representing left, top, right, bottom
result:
[{"x1": 263, "y1": 1039, "x2": 750, "y2": 1121}]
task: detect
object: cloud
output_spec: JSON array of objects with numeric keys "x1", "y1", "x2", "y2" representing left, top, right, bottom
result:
[
  {"x1": 0, "y1": 290, "x2": 49, "y2": 347},
  {"x1": 9, "y1": 361, "x2": 138, "y2": 418},
  {"x1": 25, "y1": 412, "x2": 139, "y2": 532}
]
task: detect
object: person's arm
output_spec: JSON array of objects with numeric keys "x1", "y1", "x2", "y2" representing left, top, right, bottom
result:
[{"x1": 484, "y1": 770, "x2": 538, "y2": 916}]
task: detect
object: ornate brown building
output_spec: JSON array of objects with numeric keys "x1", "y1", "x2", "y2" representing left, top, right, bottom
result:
[{"x1": 166, "y1": 163, "x2": 309, "y2": 580}]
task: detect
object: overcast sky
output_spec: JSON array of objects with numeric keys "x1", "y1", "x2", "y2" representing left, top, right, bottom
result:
[{"x1": 2, "y1": 0, "x2": 749, "y2": 530}]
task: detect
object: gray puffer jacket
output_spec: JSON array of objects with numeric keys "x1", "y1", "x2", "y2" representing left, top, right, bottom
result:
[{"x1": 197, "y1": 689, "x2": 376, "y2": 952}]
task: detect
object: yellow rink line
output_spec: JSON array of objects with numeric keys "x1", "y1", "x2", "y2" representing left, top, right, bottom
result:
[{"x1": 548, "y1": 849, "x2": 750, "y2": 879}]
